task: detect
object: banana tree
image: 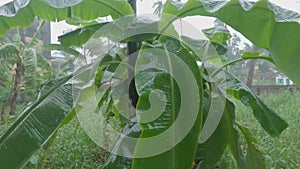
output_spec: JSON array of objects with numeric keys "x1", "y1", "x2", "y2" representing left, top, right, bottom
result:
[
  {"x1": 0, "y1": 23, "x2": 49, "y2": 120},
  {"x1": 0, "y1": 0, "x2": 299, "y2": 169},
  {"x1": 0, "y1": 19, "x2": 83, "y2": 124}
]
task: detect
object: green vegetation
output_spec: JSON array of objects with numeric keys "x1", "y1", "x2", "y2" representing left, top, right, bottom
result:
[
  {"x1": 1, "y1": 91, "x2": 297, "y2": 169},
  {"x1": 218, "y1": 90, "x2": 300, "y2": 169},
  {"x1": 242, "y1": 91, "x2": 300, "y2": 168},
  {"x1": 0, "y1": 0, "x2": 300, "y2": 169},
  {"x1": 24, "y1": 119, "x2": 106, "y2": 169}
]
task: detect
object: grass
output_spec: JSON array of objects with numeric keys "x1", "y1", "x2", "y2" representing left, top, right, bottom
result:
[
  {"x1": 1, "y1": 90, "x2": 299, "y2": 168},
  {"x1": 257, "y1": 91, "x2": 300, "y2": 168},
  {"x1": 0, "y1": 105, "x2": 108, "y2": 168},
  {"x1": 23, "y1": 119, "x2": 108, "y2": 169},
  {"x1": 218, "y1": 90, "x2": 300, "y2": 169}
]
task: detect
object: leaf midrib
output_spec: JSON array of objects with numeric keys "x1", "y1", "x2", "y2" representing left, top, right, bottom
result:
[{"x1": 163, "y1": 44, "x2": 176, "y2": 169}]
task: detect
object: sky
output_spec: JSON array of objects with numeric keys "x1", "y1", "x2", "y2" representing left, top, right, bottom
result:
[
  {"x1": 0, "y1": 0, "x2": 299, "y2": 10},
  {"x1": 0, "y1": 0, "x2": 299, "y2": 43}
]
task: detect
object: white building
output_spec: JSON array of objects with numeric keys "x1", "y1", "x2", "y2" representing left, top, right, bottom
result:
[{"x1": 276, "y1": 75, "x2": 294, "y2": 85}]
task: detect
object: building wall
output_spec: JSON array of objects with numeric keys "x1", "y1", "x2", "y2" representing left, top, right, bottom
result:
[{"x1": 251, "y1": 85, "x2": 300, "y2": 95}]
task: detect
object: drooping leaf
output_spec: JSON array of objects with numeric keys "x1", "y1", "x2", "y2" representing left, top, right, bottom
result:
[
  {"x1": 225, "y1": 72, "x2": 288, "y2": 136},
  {"x1": 236, "y1": 123, "x2": 266, "y2": 169},
  {"x1": 132, "y1": 39, "x2": 203, "y2": 169},
  {"x1": 163, "y1": 0, "x2": 300, "y2": 84},
  {"x1": 0, "y1": 43, "x2": 20, "y2": 58},
  {"x1": 0, "y1": 36, "x2": 11, "y2": 44},
  {"x1": 0, "y1": 0, "x2": 134, "y2": 36},
  {"x1": 0, "y1": 62, "x2": 98, "y2": 168}
]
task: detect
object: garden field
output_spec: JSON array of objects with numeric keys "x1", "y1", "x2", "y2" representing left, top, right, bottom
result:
[
  {"x1": 1, "y1": 90, "x2": 296, "y2": 169},
  {"x1": 218, "y1": 90, "x2": 300, "y2": 169}
]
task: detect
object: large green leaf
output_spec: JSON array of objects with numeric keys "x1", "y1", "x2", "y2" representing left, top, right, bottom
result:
[
  {"x1": 0, "y1": 0, "x2": 133, "y2": 36},
  {"x1": 0, "y1": 75, "x2": 73, "y2": 169},
  {"x1": 163, "y1": 0, "x2": 300, "y2": 85},
  {"x1": 225, "y1": 72, "x2": 288, "y2": 137},
  {"x1": 58, "y1": 16, "x2": 160, "y2": 47},
  {"x1": 131, "y1": 39, "x2": 203, "y2": 169},
  {"x1": 0, "y1": 62, "x2": 98, "y2": 168}
]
